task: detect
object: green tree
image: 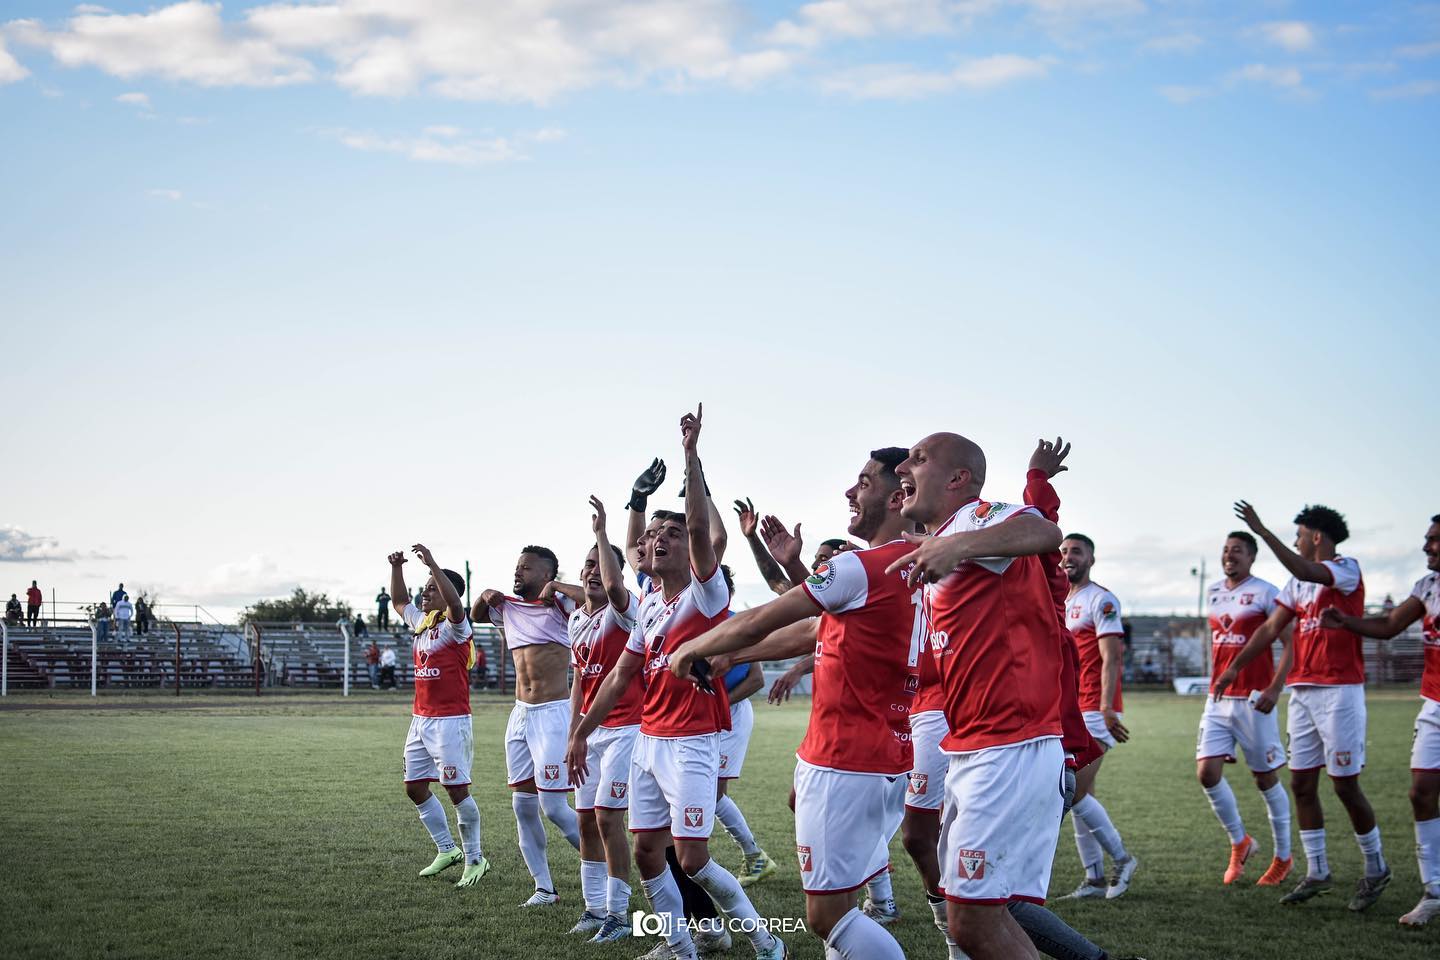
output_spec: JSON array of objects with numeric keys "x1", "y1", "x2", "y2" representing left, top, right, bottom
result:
[{"x1": 240, "y1": 588, "x2": 353, "y2": 625}]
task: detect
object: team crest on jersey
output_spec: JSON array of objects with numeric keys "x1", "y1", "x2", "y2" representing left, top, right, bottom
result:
[
  {"x1": 684, "y1": 806, "x2": 704, "y2": 828},
  {"x1": 1240, "y1": 593, "x2": 1254, "y2": 605},
  {"x1": 442, "y1": 765, "x2": 457, "y2": 781},
  {"x1": 1335, "y1": 751, "x2": 1352, "y2": 768},
  {"x1": 909, "y1": 772, "x2": 928, "y2": 795},
  {"x1": 720, "y1": 754, "x2": 729, "y2": 771},
  {"x1": 807, "y1": 563, "x2": 836, "y2": 589},
  {"x1": 544, "y1": 764, "x2": 561, "y2": 782},
  {"x1": 1217, "y1": 613, "x2": 1234, "y2": 632},
  {"x1": 905, "y1": 674, "x2": 920, "y2": 693},
  {"x1": 957, "y1": 849, "x2": 986, "y2": 880},
  {"x1": 973, "y1": 502, "x2": 1007, "y2": 524},
  {"x1": 1069, "y1": 603, "x2": 1082, "y2": 619},
  {"x1": 610, "y1": 782, "x2": 627, "y2": 800},
  {"x1": 574, "y1": 640, "x2": 591, "y2": 663},
  {"x1": 797, "y1": 845, "x2": 813, "y2": 872},
  {"x1": 1266, "y1": 747, "x2": 1278, "y2": 766},
  {"x1": 1100, "y1": 602, "x2": 1118, "y2": 620}
]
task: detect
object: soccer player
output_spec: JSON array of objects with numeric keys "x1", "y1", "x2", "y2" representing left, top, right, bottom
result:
[
  {"x1": 714, "y1": 647, "x2": 777, "y2": 889},
  {"x1": 886, "y1": 432, "x2": 1068, "y2": 960},
  {"x1": 473, "y1": 545, "x2": 582, "y2": 907},
  {"x1": 565, "y1": 497, "x2": 642, "y2": 942},
  {"x1": 670, "y1": 445, "x2": 921, "y2": 960},
  {"x1": 568, "y1": 405, "x2": 786, "y2": 960},
  {"x1": 1215, "y1": 502, "x2": 1388, "y2": 911},
  {"x1": 1197, "y1": 531, "x2": 1294, "y2": 886},
  {"x1": 388, "y1": 544, "x2": 488, "y2": 888},
  {"x1": 733, "y1": 498, "x2": 793, "y2": 596},
  {"x1": 1317, "y1": 513, "x2": 1440, "y2": 926},
  {"x1": 1060, "y1": 533, "x2": 1139, "y2": 900}
]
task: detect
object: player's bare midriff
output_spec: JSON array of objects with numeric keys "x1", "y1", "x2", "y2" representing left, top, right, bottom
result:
[{"x1": 511, "y1": 643, "x2": 570, "y2": 704}]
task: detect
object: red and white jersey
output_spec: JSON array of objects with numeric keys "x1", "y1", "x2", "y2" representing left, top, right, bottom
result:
[
  {"x1": 1411, "y1": 572, "x2": 1440, "y2": 703},
  {"x1": 403, "y1": 604, "x2": 474, "y2": 719},
  {"x1": 490, "y1": 595, "x2": 576, "y2": 650},
  {"x1": 797, "y1": 540, "x2": 922, "y2": 776},
  {"x1": 912, "y1": 631, "x2": 945, "y2": 715},
  {"x1": 623, "y1": 566, "x2": 732, "y2": 738},
  {"x1": 569, "y1": 594, "x2": 643, "y2": 727},
  {"x1": 1208, "y1": 576, "x2": 1281, "y2": 698},
  {"x1": 923, "y1": 498, "x2": 1066, "y2": 753},
  {"x1": 1067, "y1": 582, "x2": 1125, "y2": 712},
  {"x1": 1277, "y1": 557, "x2": 1365, "y2": 686}
]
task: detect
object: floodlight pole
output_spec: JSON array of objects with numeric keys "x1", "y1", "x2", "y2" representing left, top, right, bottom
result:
[
  {"x1": 90, "y1": 621, "x2": 98, "y2": 697},
  {"x1": 2, "y1": 622, "x2": 8, "y2": 697},
  {"x1": 340, "y1": 622, "x2": 352, "y2": 697},
  {"x1": 173, "y1": 622, "x2": 182, "y2": 697}
]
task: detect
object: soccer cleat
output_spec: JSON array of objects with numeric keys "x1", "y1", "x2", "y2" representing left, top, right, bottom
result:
[
  {"x1": 1279, "y1": 874, "x2": 1333, "y2": 905},
  {"x1": 418, "y1": 847, "x2": 464, "y2": 878},
  {"x1": 454, "y1": 857, "x2": 490, "y2": 888},
  {"x1": 1255, "y1": 856, "x2": 1293, "y2": 887},
  {"x1": 568, "y1": 911, "x2": 606, "y2": 934},
  {"x1": 739, "y1": 848, "x2": 777, "y2": 887},
  {"x1": 1062, "y1": 878, "x2": 1110, "y2": 900},
  {"x1": 1348, "y1": 867, "x2": 1392, "y2": 912},
  {"x1": 862, "y1": 896, "x2": 901, "y2": 925},
  {"x1": 693, "y1": 923, "x2": 732, "y2": 955},
  {"x1": 1106, "y1": 856, "x2": 1139, "y2": 899},
  {"x1": 520, "y1": 887, "x2": 560, "y2": 907},
  {"x1": 1224, "y1": 836, "x2": 1259, "y2": 885},
  {"x1": 633, "y1": 942, "x2": 676, "y2": 960},
  {"x1": 1399, "y1": 893, "x2": 1440, "y2": 927},
  {"x1": 753, "y1": 937, "x2": 787, "y2": 960},
  {"x1": 588, "y1": 915, "x2": 634, "y2": 943}
]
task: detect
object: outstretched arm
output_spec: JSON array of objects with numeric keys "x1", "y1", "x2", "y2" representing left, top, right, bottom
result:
[
  {"x1": 669, "y1": 588, "x2": 818, "y2": 679},
  {"x1": 388, "y1": 553, "x2": 409, "y2": 616},
  {"x1": 760, "y1": 514, "x2": 810, "y2": 587},
  {"x1": 1234, "y1": 501, "x2": 1333, "y2": 585},
  {"x1": 625, "y1": 457, "x2": 666, "y2": 574},
  {"x1": 1322, "y1": 597, "x2": 1424, "y2": 639},
  {"x1": 885, "y1": 513, "x2": 1062, "y2": 587},
  {"x1": 591, "y1": 496, "x2": 631, "y2": 612},
  {"x1": 680, "y1": 404, "x2": 717, "y2": 580},
  {"x1": 707, "y1": 495, "x2": 728, "y2": 564},
  {"x1": 1213, "y1": 605, "x2": 1294, "y2": 697},
  {"x1": 412, "y1": 544, "x2": 465, "y2": 623},
  {"x1": 735, "y1": 498, "x2": 791, "y2": 595}
]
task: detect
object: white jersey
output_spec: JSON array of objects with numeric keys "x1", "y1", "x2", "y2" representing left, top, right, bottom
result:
[{"x1": 489, "y1": 595, "x2": 576, "y2": 650}]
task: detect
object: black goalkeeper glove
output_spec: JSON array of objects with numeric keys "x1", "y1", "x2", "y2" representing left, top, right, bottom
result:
[{"x1": 627, "y1": 457, "x2": 666, "y2": 512}]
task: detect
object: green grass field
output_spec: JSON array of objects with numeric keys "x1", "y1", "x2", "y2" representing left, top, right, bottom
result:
[{"x1": 1, "y1": 689, "x2": 1434, "y2": 960}]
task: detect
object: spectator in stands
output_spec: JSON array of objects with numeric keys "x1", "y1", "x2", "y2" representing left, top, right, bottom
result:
[
  {"x1": 26, "y1": 580, "x2": 42, "y2": 626},
  {"x1": 411, "y1": 586, "x2": 423, "y2": 609},
  {"x1": 375, "y1": 587, "x2": 391, "y2": 630},
  {"x1": 352, "y1": 613, "x2": 368, "y2": 638},
  {"x1": 473, "y1": 641, "x2": 488, "y2": 689},
  {"x1": 5, "y1": 594, "x2": 21, "y2": 626},
  {"x1": 111, "y1": 583, "x2": 128, "y2": 606},
  {"x1": 365, "y1": 639, "x2": 381, "y2": 689},
  {"x1": 114, "y1": 595, "x2": 134, "y2": 642},
  {"x1": 379, "y1": 645, "x2": 398, "y2": 689},
  {"x1": 94, "y1": 601, "x2": 111, "y2": 643},
  {"x1": 135, "y1": 595, "x2": 151, "y2": 636}
]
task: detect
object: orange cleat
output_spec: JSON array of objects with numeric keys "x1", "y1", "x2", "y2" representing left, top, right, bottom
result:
[
  {"x1": 1225, "y1": 836, "x2": 1259, "y2": 884},
  {"x1": 1256, "y1": 856, "x2": 1294, "y2": 887}
]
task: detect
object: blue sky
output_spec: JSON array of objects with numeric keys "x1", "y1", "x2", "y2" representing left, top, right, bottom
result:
[{"x1": 2, "y1": 1, "x2": 1436, "y2": 620}]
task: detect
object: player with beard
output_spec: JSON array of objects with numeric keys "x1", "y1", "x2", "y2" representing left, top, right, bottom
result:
[
  {"x1": 1318, "y1": 514, "x2": 1440, "y2": 926},
  {"x1": 569, "y1": 406, "x2": 786, "y2": 960},
  {"x1": 1196, "y1": 531, "x2": 1293, "y2": 886},
  {"x1": 473, "y1": 545, "x2": 582, "y2": 907},
  {"x1": 1059, "y1": 534, "x2": 1138, "y2": 900},
  {"x1": 885, "y1": 432, "x2": 1067, "y2": 960},
  {"x1": 1215, "y1": 502, "x2": 1387, "y2": 912}
]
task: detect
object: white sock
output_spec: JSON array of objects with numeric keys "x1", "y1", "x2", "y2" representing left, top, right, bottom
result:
[
  {"x1": 415, "y1": 795, "x2": 457, "y2": 853},
  {"x1": 641, "y1": 870, "x2": 694, "y2": 950},
  {"x1": 826, "y1": 906, "x2": 904, "y2": 959},
  {"x1": 690, "y1": 859, "x2": 776, "y2": 951},
  {"x1": 946, "y1": 936, "x2": 971, "y2": 960},
  {"x1": 866, "y1": 864, "x2": 894, "y2": 906},
  {"x1": 1203, "y1": 780, "x2": 1246, "y2": 845},
  {"x1": 539, "y1": 791, "x2": 581, "y2": 850},
  {"x1": 928, "y1": 894, "x2": 947, "y2": 929},
  {"x1": 716, "y1": 795, "x2": 760, "y2": 857},
  {"x1": 1417, "y1": 818, "x2": 1440, "y2": 897},
  {"x1": 607, "y1": 875, "x2": 632, "y2": 919},
  {"x1": 581, "y1": 859, "x2": 607, "y2": 915},
  {"x1": 1300, "y1": 828, "x2": 1328, "y2": 879},
  {"x1": 1355, "y1": 826, "x2": 1386, "y2": 877},
  {"x1": 512, "y1": 793, "x2": 553, "y2": 890},
  {"x1": 1072, "y1": 794, "x2": 1129, "y2": 864},
  {"x1": 1261, "y1": 782, "x2": 1292, "y2": 860},
  {"x1": 455, "y1": 795, "x2": 483, "y2": 863},
  {"x1": 1072, "y1": 810, "x2": 1105, "y2": 880}
]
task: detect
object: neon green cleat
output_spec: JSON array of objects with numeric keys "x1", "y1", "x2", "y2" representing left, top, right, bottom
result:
[
  {"x1": 455, "y1": 857, "x2": 491, "y2": 888},
  {"x1": 419, "y1": 847, "x2": 464, "y2": 878},
  {"x1": 739, "y1": 849, "x2": 777, "y2": 888}
]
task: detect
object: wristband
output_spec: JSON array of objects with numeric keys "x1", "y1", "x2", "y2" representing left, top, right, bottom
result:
[{"x1": 626, "y1": 491, "x2": 649, "y2": 512}]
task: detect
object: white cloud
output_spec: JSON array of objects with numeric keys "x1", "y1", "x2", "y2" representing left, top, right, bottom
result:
[
  {"x1": 1372, "y1": 80, "x2": 1440, "y2": 101},
  {"x1": 527, "y1": 127, "x2": 567, "y2": 143},
  {"x1": 1142, "y1": 32, "x2": 1202, "y2": 54},
  {"x1": 1229, "y1": 63, "x2": 1302, "y2": 89},
  {"x1": 1158, "y1": 84, "x2": 1208, "y2": 104},
  {"x1": 1253, "y1": 20, "x2": 1316, "y2": 53},
  {"x1": 824, "y1": 53, "x2": 1051, "y2": 99},
  {"x1": 1396, "y1": 40, "x2": 1440, "y2": 59},
  {"x1": 193, "y1": 554, "x2": 302, "y2": 605},
  {"x1": 115, "y1": 91, "x2": 150, "y2": 108},
  {"x1": 329, "y1": 127, "x2": 525, "y2": 165},
  {"x1": 766, "y1": 0, "x2": 972, "y2": 49},
  {"x1": 148, "y1": 188, "x2": 183, "y2": 201},
  {"x1": 0, "y1": 36, "x2": 29, "y2": 83},
  {"x1": 421, "y1": 124, "x2": 462, "y2": 138},
  {"x1": 0, "y1": 526, "x2": 116, "y2": 563}
]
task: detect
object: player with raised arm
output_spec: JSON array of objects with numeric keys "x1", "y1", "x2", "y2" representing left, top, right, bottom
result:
[
  {"x1": 1318, "y1": 514, "x2": 1440, "y2": 926},
  {"x1": 389, "y1": 545, "x2": 488, "y2": 888},
  {"x1": 1214, "y1": 502, "x2": 1387, "y2": 911},
  {"x1": 734, "y1": 498, "x2": 793, "y2": 596},
  {"x1": 1196, "y1": 531, "x2": 1294, "y2": 886},
  {"x1": 568, "y1": 405, "x2": 786, "y2": 960},
  {"x1": 566, "y1": 497, "x2": 643, "y2": 942},
  {"x1": 472, "y1": 545, "x2": 582, "y2": 907},
  {"x1": 885, "y1": 432, "x2": 1067, "y2": 960},
  {"x1": 1060, "y1": 533, "x2": 1139, "y2": 900}
]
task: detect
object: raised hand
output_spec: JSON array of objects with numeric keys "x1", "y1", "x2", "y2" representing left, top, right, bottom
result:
[
  {"x1": 411, "y1": 543, "x2": 436, "y2": 568},
  {"x1": 590, "y1": 495, "x2": 608, "y2": 535},
  {"x1": 760, "y1": 515, "x2": 803, "y2": 567},
  {"x1": 680, "y1": 403, "x2": 703, "y2": 454},
  {"x1": 631, "y1": 458, "x2": 667, "y2": 500},
  {"x1": 1029, "y1": 436, "x2": 1071, "y2": 479},
  {"x1": 478, "y1": 589, "x2": 504, "y2": 608},
  {"x1": 733, "y1": 498, "x2": 759, "y2": 538},
  {"x1": 387, "y1": 551, "x2": 407, "y2": 566},
  {"x1": 1233, "y1": 500, "x2": 1265, "y2": 535}
]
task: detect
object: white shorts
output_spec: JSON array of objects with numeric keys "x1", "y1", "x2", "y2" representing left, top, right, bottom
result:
[
  {"x1": 404, "y1": 714, "x2": 474, "y2": 786},
  {"x1": 907, "y1": 710, "x2": 947, "y2": 812},
  {"x1": 577, "y1": 723, "x2": 639, "y2": 811},
  {"x1": 1288, "y1": 684, "x2": 1367, "y2": 777},
  {"x1": 1197, "y1": 697, "x2": 1286, "y2": 772},
  {"x1": 719, "y1": 698, "x2": 754, "y2": 780},
  {"x1": 1082, "y1": 711, "x2": 1121, "y2": 751},
  {"x1": 794, "y1": 759, "x2": 907, "y2": 893},
  {"x1": 505, "y1": 698, "x2": 573, "y2": 791},
  {"x1": 1412, "y1": 698, "x2": 1440, "y2": 772},
  {"x1": 939, "y1": 737, "x2": 1064, "y2": 905},
  {"x1": 629, "y1": 732, "x2": 720, "y2": 839}
]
